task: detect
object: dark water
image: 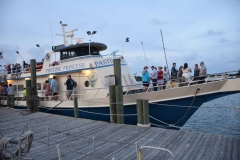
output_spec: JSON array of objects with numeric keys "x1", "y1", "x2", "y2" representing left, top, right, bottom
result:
[{"x1": 182, "y1": 93, "x2": 240, "y2": 137}]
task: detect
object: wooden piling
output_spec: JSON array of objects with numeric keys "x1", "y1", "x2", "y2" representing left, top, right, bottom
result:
[
  {"x1": 113, "y1": 59, "x2": 122, "y2": 86},
  {"x1": 115, "y1": 85, "x2": 124, "y2": 124},
  {"x1": 30, "y1": 59, "x2": 38, "y2": 112},
  {"x1": 136, "y1": 99, "x2": 143, "y2": 125},
  {"x1": 10, "y1": 96, "x2": 14, "y2": 108},
  {"x1": 143, "y1": 99, "x2": 150, "y2": 126},
  {"x1": 109, "y1": 85, "x2": 117, "y2": 123},
  {"x1": 113, "y1": 58, "x2": 124, "y2": 124},
  {"x1": 7, "y1": 95, "x2": 10, "y2": 107},
  {"x1": 73, "y1": 93, "x2": 79, "y2": 118}
]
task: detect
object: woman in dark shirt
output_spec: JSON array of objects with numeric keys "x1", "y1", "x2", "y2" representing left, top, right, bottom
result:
[{"x1": 194, "y1": 64, "x2": 200, "y2": 84}]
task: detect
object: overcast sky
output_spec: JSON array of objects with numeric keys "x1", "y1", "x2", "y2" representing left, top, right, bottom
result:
[{"x1": 0, "y1": 0, "x2": 239, "y2": 75}]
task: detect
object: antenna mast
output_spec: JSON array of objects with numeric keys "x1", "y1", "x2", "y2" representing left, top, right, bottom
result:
[{"x1": 56, "y1": 21, "x2": 69, "y2": 46}]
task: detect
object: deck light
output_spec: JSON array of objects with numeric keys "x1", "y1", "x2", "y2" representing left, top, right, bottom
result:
[
  {"x1": 16, "y1": 51, "x2": 24, "y2": 61},
  {"x1": 86, "y1": 31, "x2": 97, "y2": 55},
  {"x1": 36, "y1": 44, "x2": 45, "y2": 59},
  {"x1": 122, "y1": 37, "x2": 129, "y2": 56}
]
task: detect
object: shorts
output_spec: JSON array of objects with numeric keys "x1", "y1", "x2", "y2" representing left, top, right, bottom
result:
[
  {"x1": 157, "y1": 79, "x2": 164, "y2": 85},
  {"x1": 66, "y1": 91, "x2": 73, "y2": 97},
  {"x1": 53, "y1": 92, "x2": 58, "y2": 95},
  {"x1": 142, "y1": 81, "x2": 149, "y2": 87}
]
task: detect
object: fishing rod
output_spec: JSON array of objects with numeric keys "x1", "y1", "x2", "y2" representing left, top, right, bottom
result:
[
  {"x1": 141, "y1": 42, "x2": 148, "y2": 66},
  {"x1": 160, "y1": 30, "x2": 171, "y2": 79}
]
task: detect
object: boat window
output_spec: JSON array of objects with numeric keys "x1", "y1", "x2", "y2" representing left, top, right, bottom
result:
[
  {"x1": 13, "y1": 85, "x2": 17, "y2": 91},
  {"x1": 18, "y1": 85, "x2": 24, "y2": 91},
  {"x1": 68, "y1": 50, "x2": 76, "y2": 57},
  {"x1": 61, "y1": 51, "x2": 68, "y2": 59},
  {"x1": 84, "y1": 81, "x2": 89, "y2": 87}
]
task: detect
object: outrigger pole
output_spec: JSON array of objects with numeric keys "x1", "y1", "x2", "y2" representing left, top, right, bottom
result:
[
  {"x1": 0, "y1": 52, "x2": 7, "y2": 64},
  {"x1": 141, "y1": 42, "x2": 148, "y2": 66},
  {"x1": 160, "y1": 30, "x2": 171, "y2": 79}
]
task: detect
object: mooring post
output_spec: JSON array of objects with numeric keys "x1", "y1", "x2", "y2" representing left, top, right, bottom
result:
[
  {"x1": 47, "y1": 127, "x2": 50, "y2": 160},
  {"x1": 7, "y1": 95, "x2": 10, "y2": 107},
  {"x1": 73, "y1": 91, "x2": 79, "y2": 118},
  {"x1": 143, "y1": 99, "x2": 150, "y2": 127},
  {"x1": 109, "y1": 85, "x2": 117, "y2": 123},
  {"x1": 114, "y1": 59, "x2": 124, "y2": 124},
  {"x1": 30, "y1": 59, "x2": 38, "y2": 112},
  {"x1": 136, "y1": 99, "x2": 143, "y2": 125},
  {"x1": 10, "y1": 96, "x2": 14, "y2": 108}
]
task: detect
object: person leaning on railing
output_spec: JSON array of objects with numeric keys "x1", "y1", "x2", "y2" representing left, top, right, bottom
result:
[
  {"x1": 142, "y1": 66, "x2": 150, "y2": 92},
  {"x1": 199, "y1": 61, "x2": 207, "y2": 84}
]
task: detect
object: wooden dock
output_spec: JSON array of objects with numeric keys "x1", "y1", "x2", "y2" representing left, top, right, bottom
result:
[{"x1": 0, "y1": 107, "x2": 239, "y2": 160}]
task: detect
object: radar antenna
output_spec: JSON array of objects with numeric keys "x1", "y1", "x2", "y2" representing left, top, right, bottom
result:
[
  {"x1": 56, "y1": 21, "x2": 69, "y2": 46},
  {"x1": 66, "y1": 28, "x2": 78, "y2": 44}
]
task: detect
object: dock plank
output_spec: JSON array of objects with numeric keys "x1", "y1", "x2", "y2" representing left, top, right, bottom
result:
[{"x1": 0, "y1": 107, "x2": 239, "y2": 160}]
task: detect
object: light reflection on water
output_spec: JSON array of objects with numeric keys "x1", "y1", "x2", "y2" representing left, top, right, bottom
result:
[{"x1": 182, "y1": 93, "x2": 240, "y2": 137}]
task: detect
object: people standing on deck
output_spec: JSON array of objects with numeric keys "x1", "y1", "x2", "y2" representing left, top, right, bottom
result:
[
  {"x1": 2, "y1": 84, "x2": 8, "y2": 100},
  {"x1": 64, "y1": 75, "x2": 75, "y2": 100},
  {"x1": 182, "y1": 63, "x2": 192, "y2": 82},
  {"x1": 193, "y1": 64, "x2": 200, "y2": 84},
  {"x1": 157, "y1": 66, "x2": 164, "y2": 90},
  {"x1": 50, "y1": 76, "x2": 58, "y2": 101},
  {"x1": 171, "y1": 63, "x2": 178, "y2": 79},
  {"x1": 178, "y1": 66, "x2": 183, "y2": 78},
  {"x1": 163, "y1": 66, "x2": 169, "y2": 89},
  {"x1": 142, "y1": 66, "x2": 150, "y2": 92},
  {"x1": 7, "y1": 84, "x2": 14, "y2": 96},
  {"x1": 11, "y1": 64, "x2": 16, "y2": 74},
  {"x1": 199, "y1": 62, "x2": 207, "y2": 83},
  {"x1": 43, "y1": 80, "x2": 50, "y2": 100},
  {"x1": 17, "y1": 64, "x2": 21, "y2": 77},
  {"x1": 151, "y1": 66, "x2": 158, "y2": 91}
]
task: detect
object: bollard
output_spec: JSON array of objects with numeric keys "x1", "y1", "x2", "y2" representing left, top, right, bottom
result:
[
  {"x1": 136, "y1": 99, "x2": 143, "y2": 125},
  {"x1": 109, "y1": 85, "x2": 117, "y2": 123},
  {"x1": 143, "y1": 100, "x2": 150, "y2": 126},
  {"x1": 10, "y1": 96, "x2": 14, "y2": 108},
  {"x1": 18, "y1": 134, "x2": 21, "y2": 159}
]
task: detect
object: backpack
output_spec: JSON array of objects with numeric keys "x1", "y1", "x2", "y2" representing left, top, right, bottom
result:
[{"x1": 73, "y1": 81, "x2": 77, "y2": 88}]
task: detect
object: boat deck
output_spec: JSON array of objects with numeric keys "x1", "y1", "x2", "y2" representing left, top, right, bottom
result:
[{"x1": 0, "y1": 107, "x2": 239, "y2": 160}]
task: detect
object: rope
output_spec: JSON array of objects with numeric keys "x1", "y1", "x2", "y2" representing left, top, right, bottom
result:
[
  {"x1": 148, "y1": 115, "x2": 181, "y2": 129},
  {"x1": 78, "y1": 109, "x2": 137, "y2": 116},
  {"x1": 172, "y1": 88, "x2": 199, "y2": 125}
]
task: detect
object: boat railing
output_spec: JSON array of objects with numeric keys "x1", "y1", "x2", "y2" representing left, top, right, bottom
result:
[{"x1": 0, "y1": 70, "x2": 239, "y2": 102}]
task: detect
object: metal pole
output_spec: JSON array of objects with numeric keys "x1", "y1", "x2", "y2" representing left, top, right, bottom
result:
[
  {"x1": 141, "y1": 42, "x2": 148, "y2": 65},
  {"x1": 47, "y1": 127, "x2": 50, "y2": 160},
  {"x1": 57, "y1": 145, "x2": 61, "y2": 160},
  {"x1": 160, "y1": 30, "x2": 171, "y2": 79},
  {"x1": 73, "y1": 92, "x2": 79, "y2": 118},
  {"x1": 122, "y1": 42, "x2": 126, "y2": 56},
  {"x1": 135, "y1": 142, "x2": 140, "y2": 160},
  {"x1": 18, "y1": 134, "x2": 21, "y2": 159},
  {"x1": 92, "y1": 137, "x2": 95, "y2": 160},
  {"x1": 89, "y1": 34, "x2": 93, "y2": 55}
]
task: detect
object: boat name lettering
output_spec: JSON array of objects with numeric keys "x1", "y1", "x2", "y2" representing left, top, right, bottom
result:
[
  {"x1": 46, "y1": 63, "x2": 85, "y2": 73},
  {"x1": 94, "y1": 59, "x2": 125, "y2": 67}
]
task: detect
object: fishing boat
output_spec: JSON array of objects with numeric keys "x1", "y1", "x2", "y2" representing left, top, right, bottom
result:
[{"x1": 0, "y1": 22, "x2": 240, "y2": 128}]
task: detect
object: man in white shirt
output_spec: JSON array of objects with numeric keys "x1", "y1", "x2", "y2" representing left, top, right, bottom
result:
[
  {"x1": 151, "y1": 66, "x2": 158, "y2": 91},
  {"x1": 50, "y1": 76, "x2": 58, "y2": 100},
  {"x1": 199, "y1": 62, "x2": 207, "y2": 83}
]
